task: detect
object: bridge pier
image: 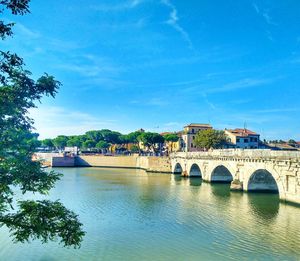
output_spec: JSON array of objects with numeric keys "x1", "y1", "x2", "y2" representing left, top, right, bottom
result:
[
  {"x1": 171, "y1": 150, "x2": 300, "y2": 206},
  {"x1": 230, "y1": 180, "x2": 243, "y2": 191}
]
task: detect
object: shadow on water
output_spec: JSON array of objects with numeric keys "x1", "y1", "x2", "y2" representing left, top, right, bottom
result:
[
  {"x1": 189, "y1": 177, "x2": 202, "y2": 187},
  {"x1": 247, "y1": 193, "x2": 280, "y2": 220},
  {"x1": 210, "y1": 183, "x2": 231, "y2": 198},
  {"x1": 171, "y1": 175, "x2": 202, "y2": 187},
  {"x1": 172, "y1": 174, "x2": 183, "y2": 182}
]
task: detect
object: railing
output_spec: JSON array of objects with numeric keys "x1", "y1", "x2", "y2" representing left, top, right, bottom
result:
[{"x1": 170, "y1": 149, "x2": 300, "y2": 160}]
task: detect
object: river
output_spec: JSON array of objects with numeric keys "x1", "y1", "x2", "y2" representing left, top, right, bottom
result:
[{"x1": 0, "y1": 167, "x2": 299, "y2": 260}]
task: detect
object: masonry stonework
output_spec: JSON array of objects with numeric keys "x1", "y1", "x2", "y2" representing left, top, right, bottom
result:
[{"x1": 171, "y1": 150, "x2": 300, "y2": 205}]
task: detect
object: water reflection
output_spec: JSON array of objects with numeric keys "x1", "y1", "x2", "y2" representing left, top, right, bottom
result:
[
  {"x1": 210, "y1": 183, "x2": 231, "y2": 198},
  {"x1": 0, "y1": 168, "x2": 299, "y2": 261},
  {"x1": 247, "y1": 193, "x2": 280, "y2": 220},
  {"x1": 189, "y1": 177, "x2": 202, "y2": 187}
]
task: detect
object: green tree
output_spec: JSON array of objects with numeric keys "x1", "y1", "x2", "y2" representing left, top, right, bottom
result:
[
  {"x1": 130, "y1": 145, "x2": 140, "y2": 153},
  {"x1": 288, "y1": 139, "x2": 296, "y2": 145},
  {"x1": 85, "y1": 130, "x2": 103, "y2": 143},
  {"x1": 0, "y1": 1, "x2": 84, "y2": 247},
  {"x1": 163, "y1": 133, "x2": 179, "y2": 142},
  {"x1": 82, "y1": 140, "x2": 96, "y2": 149},
  {"x1": 53, "y1": 135, "x2": 68, "y2": 150},
  {"x1": 66, "y1": 136, "x2": 82, "y2": 148},
  {"x1": 96, "y1": 140, "x2": 110, "y2": 153},
  {"x1": 194, "y1": 129, "x2": 228, "y2": 150},
  {"x1": 127, "y1": 131, "x2": 143, "y2": 144},
  {"x1": 42, "y1": 138, "x2": 54, "y2": 148},
  {"x1": 138, "y1": 132, "x2": 165, "y2": 152}
]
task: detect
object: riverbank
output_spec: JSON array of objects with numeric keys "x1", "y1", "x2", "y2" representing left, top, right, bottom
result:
[{"x1": 34, "y1": 153, "x2": 172, "y2": 173}]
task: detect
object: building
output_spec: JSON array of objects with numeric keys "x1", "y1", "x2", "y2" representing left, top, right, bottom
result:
[
  {"x1": 161, "y1": 132, "x2": 184, "y2": 153},
  {"x1": 225, "y1": 128, "x2": 260, "y2": 149},
  {"x1": 182, "y1": 123, "x2": 212, "y2": 152},
  {"x1": 266, "y1": 142, "x2": 299, "y2": 151}
]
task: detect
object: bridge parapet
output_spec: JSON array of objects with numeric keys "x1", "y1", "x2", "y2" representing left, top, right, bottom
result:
[
  {"x1": 170, "y1": 149, "x2": 300, "y2": 205},
  {"x1": 171, "y1": 149, "x2": 300, "y2": 161}
]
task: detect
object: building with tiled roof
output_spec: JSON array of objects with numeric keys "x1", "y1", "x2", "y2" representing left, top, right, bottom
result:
[
  {"x1": 182, "y1": 123, "x2": 212, "y2": 152},
  {"x1": 225, "y1": 128, "x2": 260, "y2": 149}
]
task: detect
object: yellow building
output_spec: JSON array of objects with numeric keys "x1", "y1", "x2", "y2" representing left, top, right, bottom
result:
[
  {"x1": 161, "y1": 132, "x2": 183, "y2": 153},
  {"x1": 182, "y1": 123, "x2": 212, "y2": 152}
]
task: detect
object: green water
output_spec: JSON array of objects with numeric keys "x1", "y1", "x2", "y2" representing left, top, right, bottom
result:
[{"x1": 0, "y1": 167, "x2": 300, "y2": 261}]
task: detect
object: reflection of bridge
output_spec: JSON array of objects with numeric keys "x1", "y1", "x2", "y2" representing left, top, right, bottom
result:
[{"x1": 170, "y1": 150, "x2": 300, "y2": 205}]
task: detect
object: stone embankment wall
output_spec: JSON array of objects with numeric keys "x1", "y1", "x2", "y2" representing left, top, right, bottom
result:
[
  {"x1": 76, "y1": 155, "x2": 172, "y2": 173},
  {"x1": 76, "y1": 155, "x2": 138, "y2": 168},
  {"x1": 52, "y1": 156, "x2": 75, "y2": 167},
  {"x1": 136, "y1": 156, "x2": 171, "y2": 173},
  {"x1": 34, "y1": 153, "x2": 64, "y2": 166},
  {"x1": 35, "y1": 153, "x2": 172, "y2": 173}
]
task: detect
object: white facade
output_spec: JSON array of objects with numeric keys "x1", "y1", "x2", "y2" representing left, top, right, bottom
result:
[{"x1": 225, "y1": 129, "x2": 260, "y2": 149}]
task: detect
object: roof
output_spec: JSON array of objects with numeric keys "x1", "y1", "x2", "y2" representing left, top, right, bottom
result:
[
  {"x1": 268, "y1": 143, "x2": 299, "y2": 151},
  {"x1": 225, "y1": 128, "x2": 259, "y2": 137},
  {"x1": 184, "y1": 123, "x2": 212, "y2": 128}
]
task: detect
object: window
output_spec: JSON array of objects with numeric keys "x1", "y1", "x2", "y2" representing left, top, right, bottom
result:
[
  {"x1": 244, "y1": 139, "x2": 249, "y2": 143},
  {"x1": 191, "y1": 143, "x2": 193, "y2": 148},
  {"x1": 192, "y1": 136, "x2": 195, "y2": 140},
  {"x1": 250, "y1": 137, "x2": 253, "y2": 142},
  {"x1": 237, "y1": 138, "x2": 240, "y2": 143},
  {"x1": 192, "y1": 129, "x2": 194, "y2": 133},
  {"x1": 254, "y1": 138, "x2": 258, "y2": 142}
]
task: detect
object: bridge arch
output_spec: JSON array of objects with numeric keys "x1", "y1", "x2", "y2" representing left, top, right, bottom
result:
[
  {"x1": 189, "y1": 163, "x2": 202, "y2": 177},
  {"x1": 210, "y1": 165, "x2": 234, "y2": 183},
  {"x1": 173, "y1": 162, "x2": 183, "y2": 174},
  {"x1": 246, "y1": 169, "x2": 279, "y2": 193}
]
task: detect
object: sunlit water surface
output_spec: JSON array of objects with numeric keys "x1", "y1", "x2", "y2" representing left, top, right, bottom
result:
[{"x1": 0, "y1": 167, "x2": 300, "y2": 260}]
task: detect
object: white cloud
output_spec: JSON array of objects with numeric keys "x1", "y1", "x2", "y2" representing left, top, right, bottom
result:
[
  {"x1": 15, "y1": 23, "x2": 40, "y2": 39},
  {"x1": 29, "y1": 106, "x2": 119, "y2": 139},
  {"x1": 206, "y1": 77, "x2": 276, "y2": 94},
  {"x1": 91, "y1": 0, "x2": 144, "y2": 12},
  {"x1": 161, "y1": 0, "x2": 195, "y2": 51}
]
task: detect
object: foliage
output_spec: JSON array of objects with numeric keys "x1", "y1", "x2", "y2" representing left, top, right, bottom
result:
[
  {"x1": 66, "y1": 136, "x2": 82, "y2": 148},
  {"x1": 163, "y1": 133, "x2": 179, "y2": 142},
  {"x1": 126, "y1": 131, "x2": 144, "y2": 143},
  {"x1": 138, "y1": 132, "x2": 164, "y2": 152},
  {"x1": 130, "y1": 145, "x2": 140, "y2": 153},
  {"x1": 96, "y1": 140, "x2": 110, "y2": 149},
  {"x1": 53, "y1": 135, "x2": 68, "y2": 149},
  {"x1": 82, "y1": 140, "x2": 96, "y2": 149},
  {"x1": 42, "y1": 138, "x2": 54, "y2": 148},
  {"x1": 288, "y1": 139, "x2": 296, "y2": 145},
  {"x1": 194, "y1": 129, "x2": 228, "y2": 150},
  {"x1": 0, "y1": 0, "x2": 84, "y2": 247}
]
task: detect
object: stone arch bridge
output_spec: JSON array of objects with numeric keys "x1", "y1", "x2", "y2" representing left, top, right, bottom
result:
[{"x1": 170, "y1": 149, "x2": 300, "y2": 205}]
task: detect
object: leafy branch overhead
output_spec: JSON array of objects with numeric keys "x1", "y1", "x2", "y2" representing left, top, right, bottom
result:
[{"x1": 0, "y1": 0, "x2": 84, "y2": 247}]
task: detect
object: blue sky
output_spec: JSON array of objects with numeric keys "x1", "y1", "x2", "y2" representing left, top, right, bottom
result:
[{"x1": 3, "y1": 0, "x2": 300, "y2": 139}]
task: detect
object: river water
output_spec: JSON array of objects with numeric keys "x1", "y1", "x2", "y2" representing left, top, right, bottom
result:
[{"x1": 0, "y1": 167, "x2": 300, "y2": 260}]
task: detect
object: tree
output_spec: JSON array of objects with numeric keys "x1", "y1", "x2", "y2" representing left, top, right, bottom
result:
[
  {"x1": 288, "y1": 139, "x2": 296, "y2": 145},
  {"x1": 194, "y1": 129, "x2": 228, "y2": 150},
  {"x1": 96, "y1": 140, "x2": 110, "y2": 153},
  {"x1": 66, "y1": 136, "x2": 82, "y2": 148},
  {"x1": 130, "y1": 145, "x2": 140, "y2": 153},
  {"x1": 82, "y1": 140, "x2": 96, "y2": 149},
  {"x1": 127, "y1": 131, "x2": 143, "y2": 144},
  {"x1": 53, "y1": 135, "x2": 68, "y2": 150},
  {"x1": 0, "y1": 1, "x2": 84, "y2": 247},
  {"x1": 85, "y1": 130, "x2": 103, "y2": 143},
  {"x1": 138, "y1": 132, "x2": 165, "y2": 152},
  {"x1": 42, "y1": 138, "x2": 54, "y2": 148},
  {"x1": 163, "y1": 133, "x2": 179, "y2": 142}
]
